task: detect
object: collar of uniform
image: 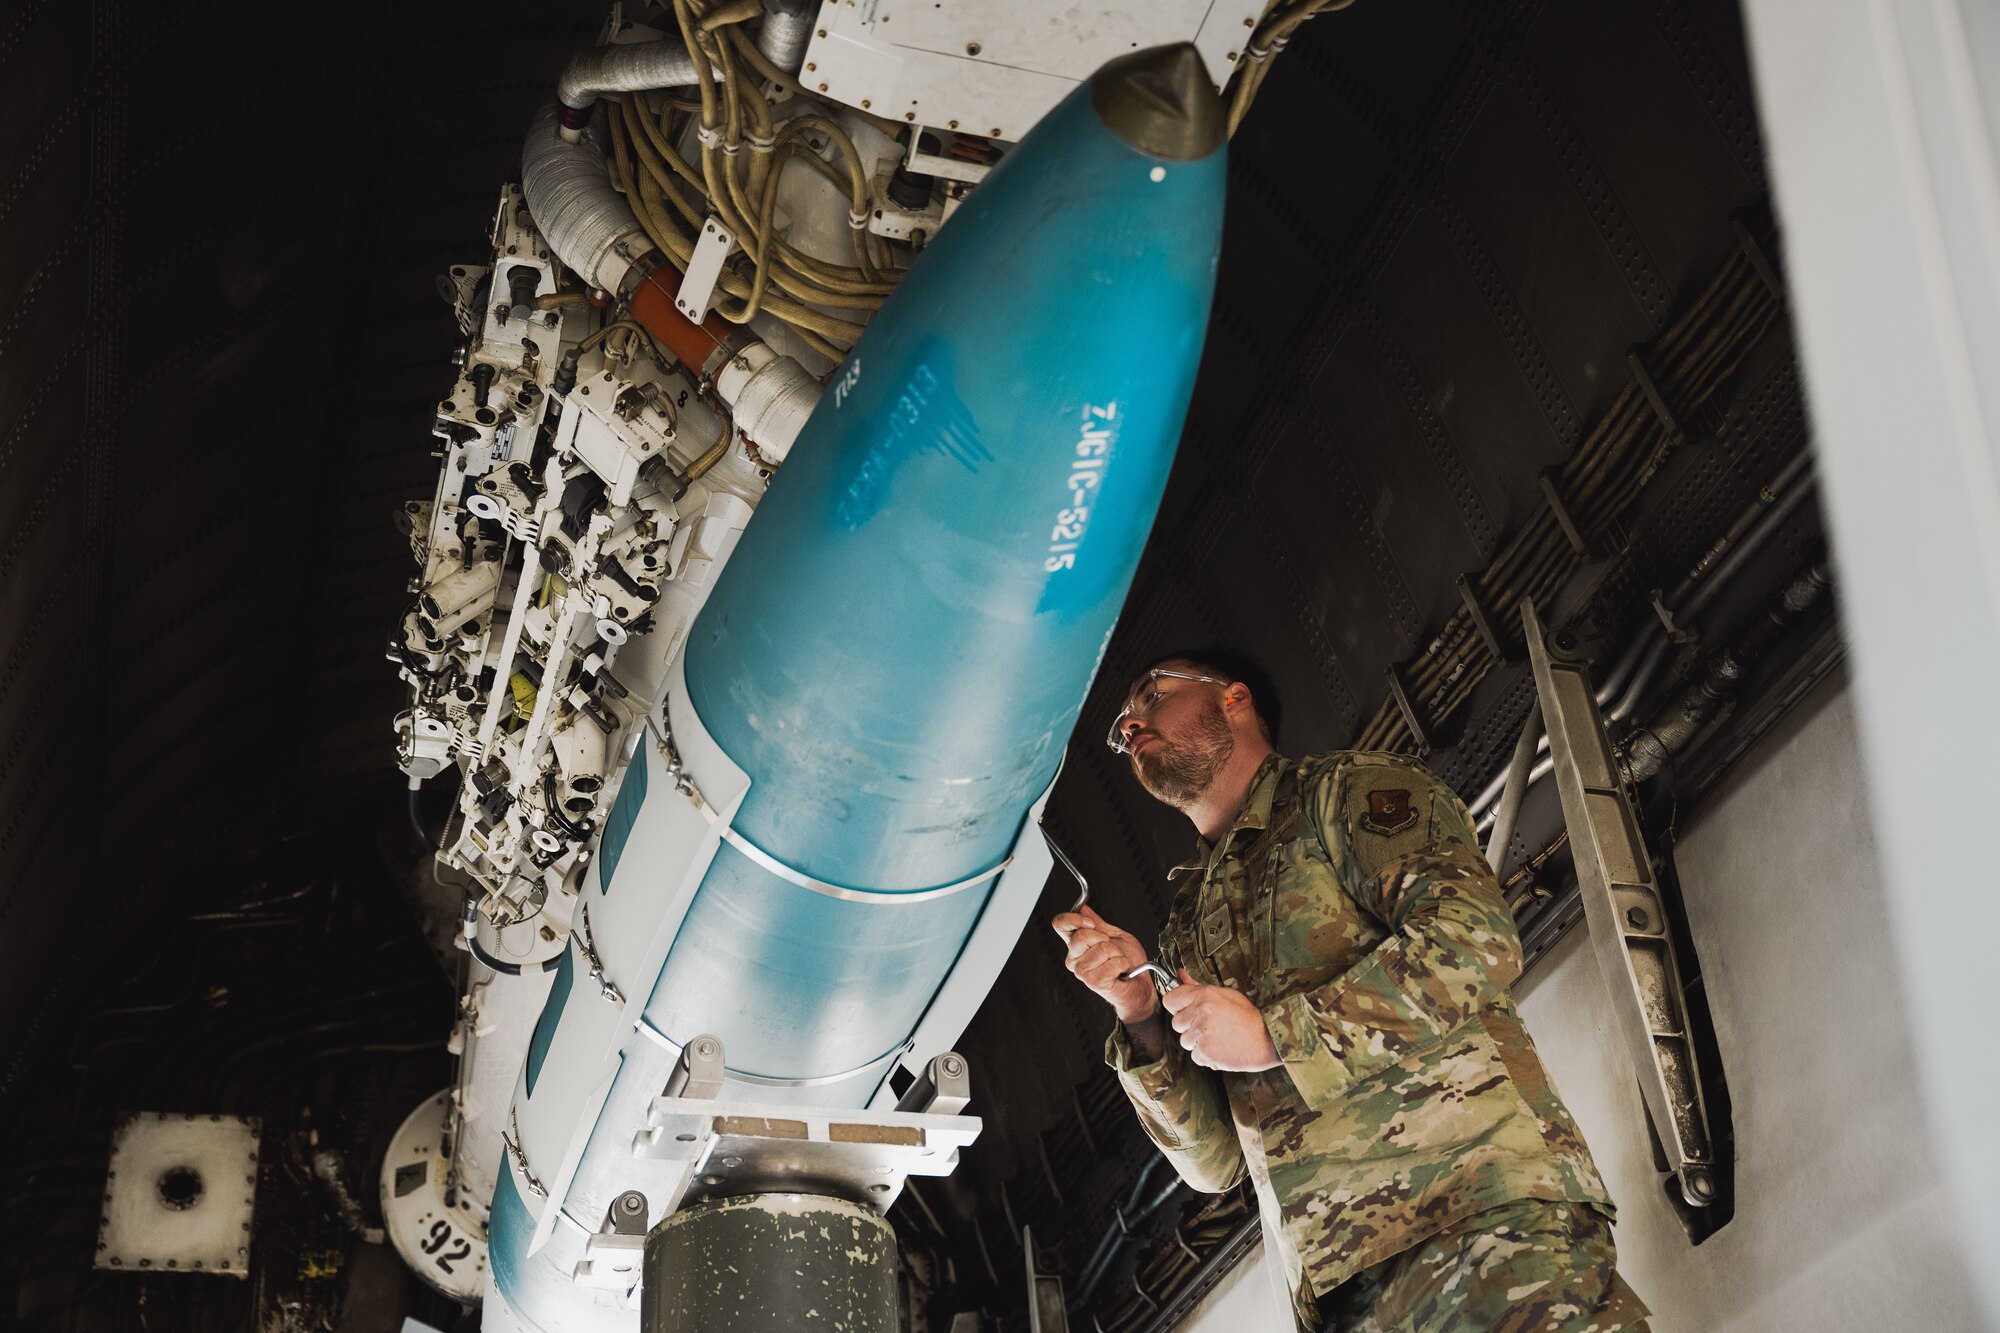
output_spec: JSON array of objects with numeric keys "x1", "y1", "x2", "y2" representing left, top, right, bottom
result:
[{"x1": 1177, "y1": 752, "x2": 1288, "y2": 874}]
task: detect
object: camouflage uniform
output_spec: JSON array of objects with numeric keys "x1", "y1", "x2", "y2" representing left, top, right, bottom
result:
[
  {"x1": 1106, "y1": 751, "x2": 1644, "y2": 1331},
  {"x1": 1321, "y1": 1198, "x2": 1648, "y2": 1332}
]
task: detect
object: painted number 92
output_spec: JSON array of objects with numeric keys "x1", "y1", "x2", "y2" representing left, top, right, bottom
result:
[{"x1": 421, "y1": 1217, "x2": 473, "y2": 1274}]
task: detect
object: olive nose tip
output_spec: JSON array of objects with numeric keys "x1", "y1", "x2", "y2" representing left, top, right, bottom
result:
[{"x1": 1088, "y1": 42, "x2": 1227, "y2": 161}]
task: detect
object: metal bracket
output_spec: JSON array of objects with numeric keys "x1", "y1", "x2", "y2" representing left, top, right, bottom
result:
[
  {"x1": 636, "y1": 1039, "x2": 982, "y2": 1216},
  {"x1": 664, "y1": 1033, "x2": 727, "y2": 1101},
  {"x1": 1626, "y1": 344, "x2": 1685, "y2": 443},
  {"x1": 1024, "y1": 1224, "x2": 1071, "y2": 1333},
  {"x1": 1648, "y1": 587, "x2": 1699, "y2": 644},
  {"x1": 677, "y1": 217, "x2": 736, "y2": 323},
  {"x1": 1539, "y1": 467, "x2": 1596, "y2": 560},
  {"x1": 1383, "y1": 660, "x2": 1433, "y2": 754},
  {"x1": 1731, "y1": 213, "x2": 1786, "y2": 307},
  {"x1": 573, "y1": 1190, "x2": 649, "y2": 1289},
  {"x1": 1521, "y1": 598, "x2": 1718, "y2": 1207},
  {"x1": 894, "y1": 1051, "x2": 972, "y2": 1115},
  {"x1": 629, "y1": 1034, "x2": 727, "y2": 1158},
  {"x1": 905, "y1": 128, "x2": 997, "y2": 185},
  {"x1": 1457, "y1": 574, "x2": 1510, "y2": 662}
]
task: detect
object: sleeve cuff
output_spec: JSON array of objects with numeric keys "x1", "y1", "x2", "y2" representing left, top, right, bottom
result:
[
  {"x1": 1263, "y1": 992, "x2": 1350, "y2": 1110},
  {"x1": 1105, "y1": 1021, "x2": 1182, "y2": 1099}
]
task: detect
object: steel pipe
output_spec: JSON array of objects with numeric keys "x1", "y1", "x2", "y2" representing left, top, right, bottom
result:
[
  {"x1": 1471, "y1": 456, "x2": 1818, "y2": 827},
  {"x1": 1484, "y1": 698, "x2": 1542, "y2": 872}
]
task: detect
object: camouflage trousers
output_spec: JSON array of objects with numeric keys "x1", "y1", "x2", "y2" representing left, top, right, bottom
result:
[{"x1": 1317, "y1": 1199, "x2": 1651, "y2": 1333}]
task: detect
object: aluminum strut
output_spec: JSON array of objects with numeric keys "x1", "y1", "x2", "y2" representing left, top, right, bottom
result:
[{"x1": 1520, "y1": 598, "x2": 1719, "y2": 1208}]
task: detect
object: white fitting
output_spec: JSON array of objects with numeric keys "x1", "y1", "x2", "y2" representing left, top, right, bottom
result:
[
  {"x1": 714, "y1": 341, "x2": 821, "y2": 462},
  {"x1": 551, "y1": 714, "x2": 609, "y2": 805},
  {"x1": 420, "y1": 561, "x2": 502, "y2": 636}
]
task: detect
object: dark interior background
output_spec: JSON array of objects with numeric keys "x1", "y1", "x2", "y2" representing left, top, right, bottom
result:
[{"x1": 0, "y1": 1, "x2": 1830, "y2": 1329}]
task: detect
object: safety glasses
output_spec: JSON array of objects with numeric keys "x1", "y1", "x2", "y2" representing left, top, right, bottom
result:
[{"x1": 1106, "y1": 669, "x2": 1226, "y2": 755}]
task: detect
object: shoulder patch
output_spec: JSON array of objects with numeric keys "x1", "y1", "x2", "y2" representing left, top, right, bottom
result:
[{"x1": 1361, "y1": 788, "x2": 1417, "y2": 836}]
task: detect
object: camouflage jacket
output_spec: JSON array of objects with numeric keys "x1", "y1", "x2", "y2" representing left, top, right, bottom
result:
[{"x1": 1106, "y1": 751, "x2": 1611, "y2": 1329}]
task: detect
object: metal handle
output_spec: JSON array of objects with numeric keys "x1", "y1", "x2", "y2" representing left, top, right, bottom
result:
[
  {"x1": 1042, "y1": 827, "x2": 1090, "y2": 912},
  {"x1": 1121, "y1": 962, "x2": 1180, "y2": 992}
]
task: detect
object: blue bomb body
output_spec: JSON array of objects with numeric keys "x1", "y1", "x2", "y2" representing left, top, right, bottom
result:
[{"x1": 667, "y1": 61, "x2": 1228, "y2": 1079}]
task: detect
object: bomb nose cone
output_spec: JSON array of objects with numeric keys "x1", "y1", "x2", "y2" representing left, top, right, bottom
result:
[{"x1": 1089, "y1": 42, "x2": 1226, "y2": 161}]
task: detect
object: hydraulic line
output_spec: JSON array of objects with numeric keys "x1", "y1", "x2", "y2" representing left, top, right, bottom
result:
[
  {"x1": 1356, "y1": 246, "x2": 1782, "y2": 752},
  {"x1": 520, "y1": 101, "x2": 730, "y2": 365},
  {"x1": 1227, "y1": 1, "x2": 1358, "y2": 134},
  {"x1": 1074, "y1": 1161, "x2": 1186, "y2": 1309},
  {"x1": 1127, "y1": 1213, "x2": 1263, "y2": 1333},
  {"x1": 460, "y1": 900, "x2": 563, "y2": 977},
  {"x1": 613, "y1": 104, "x2": 867, "y2": 357},
  {"x1": 1466, "y1": 456, "x2": 1818, "y2": 826}
]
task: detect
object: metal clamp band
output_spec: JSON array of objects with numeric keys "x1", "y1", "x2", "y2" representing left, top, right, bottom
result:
[
  {"x1": 717, "y1": 824, "x2": 1009, "y2": 905},
  {"x1": 634, "y1": 1017, "x2": 912, "y2": 1089},
  {"x1": 649, "y1": 699, "x2": 1010, "y2": 904}
]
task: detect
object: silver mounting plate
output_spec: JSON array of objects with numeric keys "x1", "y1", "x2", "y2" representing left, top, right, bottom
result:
[{"x1": 637, "y1": 1095, "x2": 980, "y2": 1214}]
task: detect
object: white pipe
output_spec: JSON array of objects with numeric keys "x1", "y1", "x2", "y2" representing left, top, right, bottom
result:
[
  {"x1": 755, "y1": 0, "x2": 815, "y2": 73},
  {"x1": 421, "y1": 561, "x2": 502, "y2": 636},
  {"x1": 556, "y1": 39, "x2": 699, "y2": 128},
  {"x1": 520, "y1": 105, "x2": 648, "y2": 295}
]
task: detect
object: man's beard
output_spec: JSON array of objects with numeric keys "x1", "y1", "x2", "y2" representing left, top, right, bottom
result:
[{"x1": 1133, "y1": 695, "x2": 1235, "y2": 810}]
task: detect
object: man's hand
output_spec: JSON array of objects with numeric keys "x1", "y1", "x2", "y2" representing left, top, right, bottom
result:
[
  {"x1": 1052, "y1": 905, "x2": 1159, "y2": 1026},
  {"x1": 1161, "y1": 969, "x2": 1281, "y2": 1072}
]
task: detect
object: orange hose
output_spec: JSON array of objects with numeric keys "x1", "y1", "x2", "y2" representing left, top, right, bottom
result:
[{"x1": 628, "y1": 256, "x2": 733, "y2": 373}]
